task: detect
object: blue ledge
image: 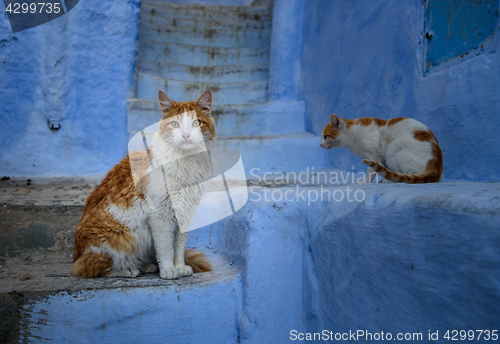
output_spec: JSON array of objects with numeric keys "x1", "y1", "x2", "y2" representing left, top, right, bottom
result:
[
  {"x1": 16, "y1": 182, "x2": 500, "y2": 343},
  {"x1": 213, "y1": 182, "x2": 500, "y2": 343}
]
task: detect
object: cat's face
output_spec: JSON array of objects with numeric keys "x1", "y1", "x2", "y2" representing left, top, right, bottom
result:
[
  {"x1": 157, "y1": 90, "x2": 217, "y2": 150},
  {"x1": 159, "y1": 111, "x2": 205, "y2": 150},
  {"x1": 320, "y1": 114, "x2": 344, "y2": 149}
]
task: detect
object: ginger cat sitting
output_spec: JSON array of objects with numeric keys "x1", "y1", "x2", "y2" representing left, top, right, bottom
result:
[
  {"x1": 70, "y1": 90, "x2": 215, "y2": 279},
  {"x1": 320, "y1": 114, "x2": 443, "y2": 183}
]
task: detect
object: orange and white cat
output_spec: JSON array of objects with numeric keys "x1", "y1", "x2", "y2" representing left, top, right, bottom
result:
[
  {"x1": 70, "y1": 90, "x2": 216, "y2": 279},
  {"x1": 320, "y1": 114, "x2": 443, "y2": 183}
]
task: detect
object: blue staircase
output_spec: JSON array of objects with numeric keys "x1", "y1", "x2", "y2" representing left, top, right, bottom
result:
[
  {"x1": 129, "y1": 0, "x2": 271, "y2": 109},
  {"x1": 127, "y1": 0, "x2": 329, "y2": 175}
]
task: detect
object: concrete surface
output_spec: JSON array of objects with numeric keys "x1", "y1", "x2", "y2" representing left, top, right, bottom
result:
[{"x1": 0, "y1": 179, "x2": 242, "y2": 344}]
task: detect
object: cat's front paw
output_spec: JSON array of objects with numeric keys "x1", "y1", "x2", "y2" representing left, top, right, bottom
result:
[
  {"x1": 160, "y1": 267, "x2": 179, "y2": 279},
  {"x1": 176, "y1": 264, "x2": 193, "y2": 277}
]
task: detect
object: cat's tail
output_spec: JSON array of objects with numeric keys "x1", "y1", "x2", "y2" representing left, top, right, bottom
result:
[
  {"x1": 70, "y1": 249, "x2": 211, "y2": 277},
  {"x1": 362, "y1": 159, "x2": 442, "y2": 183},
  {"x1": 185, "y1": 249, "x2": 212, "y2": 273},
  {"x1": 70, "y1": 251, "x2": 113, "y2": 278}
]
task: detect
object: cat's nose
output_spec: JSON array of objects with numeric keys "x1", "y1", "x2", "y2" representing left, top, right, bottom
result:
[{"x1": 182, "y1": 133, "x2": 191, "y2": 140}]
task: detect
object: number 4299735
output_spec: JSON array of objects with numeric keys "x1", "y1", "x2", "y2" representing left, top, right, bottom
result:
[
  {"x1": 444, "y1": 330, "x2": 498, "y2": 341},
  {"x1": 5, "y1": 2, "x2": 61, "y2": 14}
]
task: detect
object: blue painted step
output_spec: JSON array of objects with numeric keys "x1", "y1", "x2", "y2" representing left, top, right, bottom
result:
[
  {"x1": 126, "y1": 130, "x2": 327, "y2": 174},
  {"x1": 127, "y1": 99, "x2": 307, "y2": 138},
  {"x1": 15, "y1": 257, "x2": 242, "y2": 344},
  {"x1": 142, "y1": 1, "x2": 271, "y2": 21},
  {"x1": 137, "y1": 61, "x2": 269, "y2": 83},
  {"x1": 214, "y1": 101, "x2": 306, "y2": 138},
  {"x1": 138, "y1": 40, "x2": 270, "y2": 66},
  {"x1": 216, "y1": 133, "x2": 328, "y2": 173},
  {"x1": 139, "y1": 24, "x2": 271, "y2": 48},
  {"x1": 140, "y1": 14, "x2": 272, "y2": 30},
  {"x1": 136, "y1": 73, "x2": 268, "y2": 105}
]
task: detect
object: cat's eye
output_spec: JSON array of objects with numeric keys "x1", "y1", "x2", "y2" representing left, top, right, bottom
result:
[
  {"x1": 324, "y1": 135, "x2": 327, "y2": 140},
  {"x1": 192, "y1": 120, "x2": 201, "y2": 127},
  {"x1": 171, "y1": 121, "x2": 179, "y2": 128},
  {"x1": 201, "y1": 107, "x2": 209, "y2": 112}
]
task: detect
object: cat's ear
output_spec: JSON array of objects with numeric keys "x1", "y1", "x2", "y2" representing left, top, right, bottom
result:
[
  {"x1": 158, "y1": 90, "x2": 175, "y2": 116},
  {"x1": 195, "y1": 90, "x2": 212, "y2": 116},
  {"x1": 330, "y1": 114, "x2": 343, "y2": 129}
]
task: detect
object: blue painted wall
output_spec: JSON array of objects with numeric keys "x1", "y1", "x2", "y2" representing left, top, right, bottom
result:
[
  {"x1": 305, "y1": 184, "x2": 500, "y2": 340},
  {"x1": 0, "y1": 0, "x2": 140, "y2": 178},
  {"x1": 3, "y1": 0, "x2": 499, "y2": 181},
  {"x1": 300, "y1": 0, "x2": 500, "y2": 181},
  {"x1": 211, "y1": 184, "x2": 500, "y2": 342}
]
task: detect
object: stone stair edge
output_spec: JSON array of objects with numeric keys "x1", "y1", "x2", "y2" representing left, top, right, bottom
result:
[
  {"x1": 139, "y1": 22, "x2": 272, "y2": 34},
  {"x1": 138, "y1": 72, "x2": 269, "y2": 86},
  {"x1": 127, "y1": 98, "x2": 304, "y2": 108},
  {"x1": 139, "y1": 25, "x2": 271, "y2": 49},
  {"x1": 138, "y1": 60, "x2": 269, "y2": 67},
  {"x1": 142, "y1": 0, "x2": 270, "y2": 14},
  {"x1": 127, "y1": 99, "x2": 306, "y2": 117},
  {"x1": 139, "y1": 13, "x2": 272, "y2": 27},
  {"x1": 137, "y1": 60, "x2": 270, "y2": 71},
  {"x1": 127, "y1": 100, "x2": 307, "y2": 120},
  {"x1": 139, "y1": 39, "x2": 271, "y2": 52},
  {"x1": 137, "y1": 61, "x2": 270, "y2": 76},
  {"x1": 127, "y1": 130, "x2": 317, "y2": 140},
  {"x1": 216, "y1": 132, "x2": 317, "y2": 140},
  {"x1": 141, "y1": 10, "x2": 271, "y2": 24},
  {"x1": 0, "y1": 254, "x2": 240, "y2": 295}
]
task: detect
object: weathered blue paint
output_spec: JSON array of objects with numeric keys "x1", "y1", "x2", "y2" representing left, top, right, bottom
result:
[
  {"x1": 15, "y1": 182, "x2": 500, "y2": 343},
  {"x1": 213, "y1": 183, "x2": 500, "y2": 343},
  {"x1": 424, "y1": 0, "x2": 499, "y2": 71},
  {"x1": 301, "y1": 0, "x2": 500, "y2": 181},
  {"x1": 267, "y1": 0, "x2": 305, "y2": 102},
  {"x1": 306, "y1": 183, "x2": 500, "y2": 340},
  {"x1": 0, "y1": 0, "x2": 140, "y2": 178},
  {"x1": 5, "y1": 0, "x2": 66, "y2": 33},
  {"x1": 20, "y1": 278, "x2": 242, "y2": 343}
]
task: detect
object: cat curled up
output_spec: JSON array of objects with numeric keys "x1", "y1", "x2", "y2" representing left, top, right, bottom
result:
[
  {"x1": 70, "y1": 90, "x2": 216, "y2": 279},
  {"x1": 320, "y1": 114, "x2": 443, "y2": 183}
]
